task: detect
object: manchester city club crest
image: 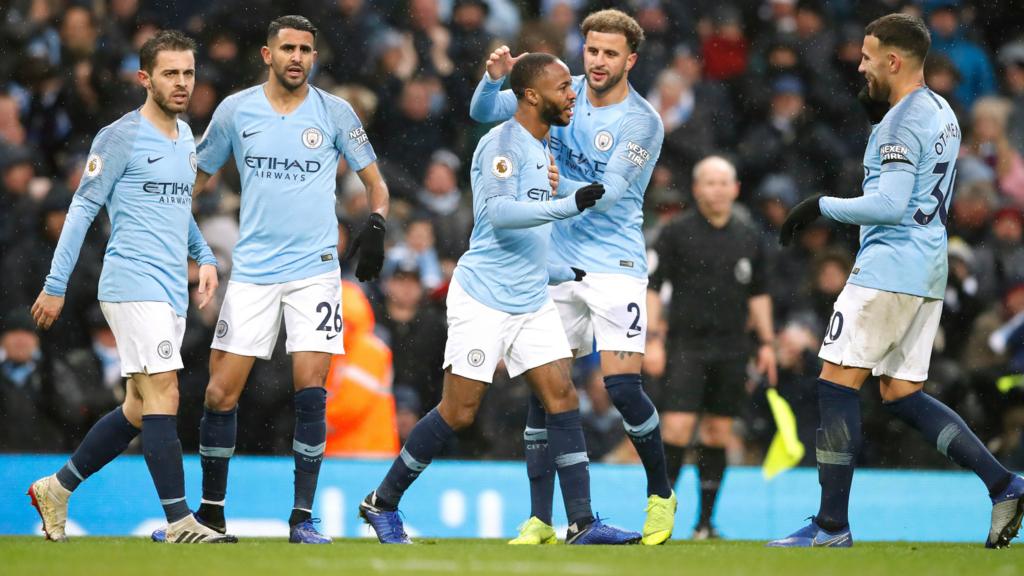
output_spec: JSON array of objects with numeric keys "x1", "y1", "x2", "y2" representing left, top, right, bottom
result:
[
  {"x1": 594, "y1": 130, "x2": 614, "y2": 152},
  {"x1": 189, "y1": 152, "x2": 197, "y2": 173},
  {"x1": 302, "y1": 127, "x2": 324, "y2": 149},
  {"x1": 215, "y1": 320, "x2": 229, "y2": 338},
  {"x1": 467, "y1": 349, "x2": 486, "y2": 367},
  {"x1": 157, "y1": 340, "x2": 173, "y2": 360}
]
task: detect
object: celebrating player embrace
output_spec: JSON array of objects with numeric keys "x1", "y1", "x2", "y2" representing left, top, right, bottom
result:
[{"x1": 470, "y1": 9, "x2": 675, "y2": 546}]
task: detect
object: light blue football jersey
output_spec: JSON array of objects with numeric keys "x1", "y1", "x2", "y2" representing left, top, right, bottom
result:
[
  {"x1": 198, "y1": 85, "x2": 377, "y2": 284},
  {"x1": 821, "y1": 87, "x2": 960, "y2": 299},
  {"x1": 45, "y1": 110, "x2": 216, "y2": 317},
  {"x1": 470, "y1": 74, "x2": 664, "y2": 278},
  {"x1": 455, "y1": 119, "x2": 578, "y2": 314}
]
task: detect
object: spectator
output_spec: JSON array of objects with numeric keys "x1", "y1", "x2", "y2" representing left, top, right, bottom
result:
[
  {"x1": 963, "y1": 97, "x2": 1024, "y2": 206},
  {"x1": 647, "y1": 69, "x2": 717, "y2": 185},
  {"x1": 415, "y1": 149, "x2": 473, "y2": 262},
  {"x1": 318, "y1": 0, "x2": 387, "y2": 85},
  {"x1": 384, "y1": 218, "x2": 444, "y2": 291},
  {"x1": 927, "y1": 1, "x2": 996, "y2": 109},
  {"x1": 999, "y1": 41, "x2": 1024, "y2": 151}
]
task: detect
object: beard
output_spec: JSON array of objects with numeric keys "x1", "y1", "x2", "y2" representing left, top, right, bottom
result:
[
  {"x1": 272, "y1": 62, "x2": 308, "y2": 91},
  {"x1": 540, "y1": 98, "x2": 569, "y2": 126},
  {"x1": 152, "y1": 86, "x2": 188, "y2": 116},
  {"x1": 587, "y1": 65, "x2": 626, "y2": 95}
]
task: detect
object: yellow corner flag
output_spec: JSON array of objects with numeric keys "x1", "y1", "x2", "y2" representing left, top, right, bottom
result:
[{"x1": 762, "y1": 388, "x2": 805, "y2": 481}]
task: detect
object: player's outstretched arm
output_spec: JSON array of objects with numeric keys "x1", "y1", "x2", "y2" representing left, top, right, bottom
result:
[
  {"x1": 469, "y1": 46, "x2": 521, "y2": 123},
  {"x1": 819, "y1": 169, "x2": 915, "y2": 226},
  {"x1": 486, "y1": 183, "x2": 603, "y2": 229},
  {"x1": 34, "y1": 193, "x2": 104, "y2": 329}
]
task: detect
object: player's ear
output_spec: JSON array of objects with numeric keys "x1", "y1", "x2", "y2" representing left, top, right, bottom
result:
[
  {"x1": 260, "y1": 45, "x2": 272, "y2": 66},
  {"x1": 625, "y1": 51, "x2": 638, "y2": 72},
  {"x1": 524, "y1": 86, "x2": 539, "y2": 107},
  {"x1": 888, "y1": 50, "x2": 901, "y2": 74},
  {"x1": 137, "y1": 69, "x2": 151, "y2": 90}
]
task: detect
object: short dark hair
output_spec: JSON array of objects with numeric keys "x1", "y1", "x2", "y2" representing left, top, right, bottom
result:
[
  {"x1": 510, "y1": 53, "x2": 560, "y2": 99},
  {"x1": 267, "y1": 15, "x2": 318, "y2": 43},
  {"x1": 581, "y1": 9, "x2": 645, "y2": 54},
  {"x1": 139, "y1": 30, "x2": 196, "y2": 74},
  {"x1": 865, "y1": 13, "x2": 931, "y2": 63}
]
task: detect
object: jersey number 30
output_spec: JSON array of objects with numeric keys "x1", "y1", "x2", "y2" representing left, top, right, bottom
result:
[{"x1": 913, "y1": 161, "x2": 956, "y2": 226}]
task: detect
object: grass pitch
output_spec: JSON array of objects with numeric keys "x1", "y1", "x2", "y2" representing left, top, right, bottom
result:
[{"x1": 3, "y1": 537, "x2": 1021, "y2": 576}]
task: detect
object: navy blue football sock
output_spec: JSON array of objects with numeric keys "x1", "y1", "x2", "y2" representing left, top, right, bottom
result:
[
  {"x1": 524, "y1": 394, "x2": 554, "y2": 525},
  {"x1": 376, "y1": 407, "x2": 454, "y2": 507},
  {"x1": 56, "y1": 406, "x2": 139, "y2": 492},
  {"x1": 141, "y1": 414, "x2": 190, "y2": 523},
  {"x1": 292, "y1": 387, "x2": 327, "y2": 520},
  {"x1": 605, "y1": 374, "x2": 672, "y2": 498},
  {"x1": 547, "y1": 409, "x2": 594, "y2": 527},
  {"x1": 885, "y1": 390, "x2": 1013, "y2": 496},
  {"x1": 199, "y1": 405, "x2": 236, "y2": 508},
  {"x1": 814, "y1": 379, "x2": 861, "y2": 532}
]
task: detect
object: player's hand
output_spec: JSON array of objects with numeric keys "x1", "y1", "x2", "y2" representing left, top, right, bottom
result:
[
  {"x1": 345, "y1": 212, "x2": 387, "y2": 281},
  {"x1": 858, "y1": 86, "x2": 889, "y2": 125},
  {"x1": 196, "y1": 264, "x2": 219, "y2": 310},
  {"x1": 31, "y1": 291, "x2": 64, "y2": 330},
  {"x1": 548, "y1": 154, "x2": 559, "y2": 194},
  {"x1": 643, "y1": 338, "x2": 667, "y2": 378},
  {"x1": 574, "y1": 183, "x2": 605, "y2": 212},
  {"x1": 779, "y1": 194, "x2": 823, "y2": 247},
  {"x1": 485, "y1": 45, "x2": 527, "y2": 80},
  {"x1": 757, "y1": 343, "x2": 779, "y2": 388},
  {"x1": 571, "y1": 267, "x2": 586, "y2": 282}
]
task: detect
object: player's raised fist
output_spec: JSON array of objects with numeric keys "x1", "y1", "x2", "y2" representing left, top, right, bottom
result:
[
  {"x1": 486, "y1": 45, "x2": 527, "y2": 80},
  {"x1": 31, "y1": 291, "x2": 65, "y2": 330}
]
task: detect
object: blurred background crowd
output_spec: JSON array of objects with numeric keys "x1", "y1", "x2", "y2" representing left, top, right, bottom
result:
[{"x1": 2, "y1": 0, "x2": 1024, "y2": 473}]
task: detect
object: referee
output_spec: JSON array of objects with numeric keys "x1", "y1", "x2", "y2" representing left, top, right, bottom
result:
[{"x1": 645, "y1": 155, "x2": 777, "y2": 539}]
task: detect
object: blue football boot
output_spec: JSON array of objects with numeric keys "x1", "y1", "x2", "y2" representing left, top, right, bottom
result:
[
  {"x1": 290, "y1": 518, "x2": 332, "y2": 544},
  {"x1": 566, "y1": 516, "x2": 642, "y2": 545},
  {"x1": 766, "y1": 517, "x2": 852, "y2": 547},
  {"x1": 359, "y1": 491, "x2": 412, "y2": 544},
  {"x1": 987, "y1": 475, "x2": 1024, "y2": 549}
]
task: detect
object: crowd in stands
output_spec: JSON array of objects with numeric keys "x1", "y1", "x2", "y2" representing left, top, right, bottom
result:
[{"x1": 3, "y1": 0, "x2": 1024, "y2": 472}]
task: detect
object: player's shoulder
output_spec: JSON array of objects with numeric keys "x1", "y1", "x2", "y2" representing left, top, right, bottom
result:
[
  {"x1": 94, "y1": 109, "x2": 143, "y2": 151},
  {"x1": 176, "y1": 118, "x2": 196, "y2": 143},
  {"x1": 214, "y1": 85, "x2": 263, "y2": 118},
  {"x1": 881, "y1": 88, "x2": 947, "y2": 134},
  {"x1": 481, "y1": 119, "x2": 528, "y2": 154},
  {"x1": 310, "y1": 85, "x2": 357, "y2": 116},
  {"x1": 624, "y1": 86, "x2": 664, "y2": 133}
]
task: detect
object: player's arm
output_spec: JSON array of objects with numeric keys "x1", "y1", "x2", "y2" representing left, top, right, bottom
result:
[
  {"x1": 188, "y1": 215, "x2": 219, "y2": 310},
  {"x1": 590, "y1": 112, "x2": 663, "y2": 212},
  {"x1": 468, "y1": 46, "x2": 521, "y2": 123},
  {"x1": 194, "y1": 99, "x2": 237, "y2": 192},
  {"x1": 34, "y1": 130, "x2": 127, "y2": 329},
  {"x1": 547, "y1": 264, "x2": 585, "y2": 285},
  {"x1": 334, "y1": 100, "x2": 390, "y2": 280},
  {"x1": 818, "y1": 169, "x2": 915, "y2": 226}
]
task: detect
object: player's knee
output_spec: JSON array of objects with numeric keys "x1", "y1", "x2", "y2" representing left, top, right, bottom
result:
[
  {"x1": 440, "y1": 405, "x2": 476, "y2": 430},
  {"x1": 541, "y1": 384, "x2": 579, "y2": 414},
  {"x1": 204, "y1": 381, "x2": 240, "y2": 411}
]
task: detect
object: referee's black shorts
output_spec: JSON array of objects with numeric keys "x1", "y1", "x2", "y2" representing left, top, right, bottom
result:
[{"x1": 658, "y1": 347, "x2": 748, "y2": 417}]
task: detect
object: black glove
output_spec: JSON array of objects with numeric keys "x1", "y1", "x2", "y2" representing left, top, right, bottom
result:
[
  {"x1": 858, "y1": 86, "x2": 889, "y2": 125},
  {"x1": 574, "y1": 183, "x2": 605, "y2": 212},
  {"x1": 344, "y1": 213, "x2": 386, "y2": 281},
  {"x1": 779, "y1": 194, "x2": 823, "y2": 247},
  {"x1": 571, "y1": 267, "x2": 586, "y2": 282}
]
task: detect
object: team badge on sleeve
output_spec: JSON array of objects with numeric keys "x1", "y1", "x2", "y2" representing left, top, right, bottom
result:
[
  {"x1": 594, "y1": 130, "x2": 614, "y2": 152},
  {"x1": 189, "y1": 152, "x2": 198, "y2": 173},
  {"x1": 85, "y1": 154, "x2": 103, "y2": 178},
  {"x1": 491, "y1": 155, "x2": 513, "y2": 179},
  {"x1": 302, "y1": 127, "x2": 324, "y2": 149}
]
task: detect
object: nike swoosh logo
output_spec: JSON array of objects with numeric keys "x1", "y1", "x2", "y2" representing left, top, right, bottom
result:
[
  {"x1": 537, "y1": 163, "x2": 545, "y2": 169},
  {"x1": 147, "y1": 156, "x2": 163, "y2": 164},
  {"x1": 813, "y1": 533, "x2": 850, "y2": 547},
  {"x1": 626, "y1": 332, "x2": 642, "y2": 339},
  {"x1": 242, "y1": 130, "x2": 261, "y2": 138},
  {"x1": 822, "y1": 341, "x2": 834, "y2": 346},
  {"x1": 326, "y1": 333, "x2": 339, "y2": 341}
]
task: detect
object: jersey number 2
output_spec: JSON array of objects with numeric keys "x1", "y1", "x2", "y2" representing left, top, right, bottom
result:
[{"x1": 913, "y1": 161, "x2": 956, "y2": 226}]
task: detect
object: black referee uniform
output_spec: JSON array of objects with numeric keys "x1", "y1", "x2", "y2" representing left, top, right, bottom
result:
[{"x1": 649, "y1": 210, "x2": 769, "y2": 416}]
